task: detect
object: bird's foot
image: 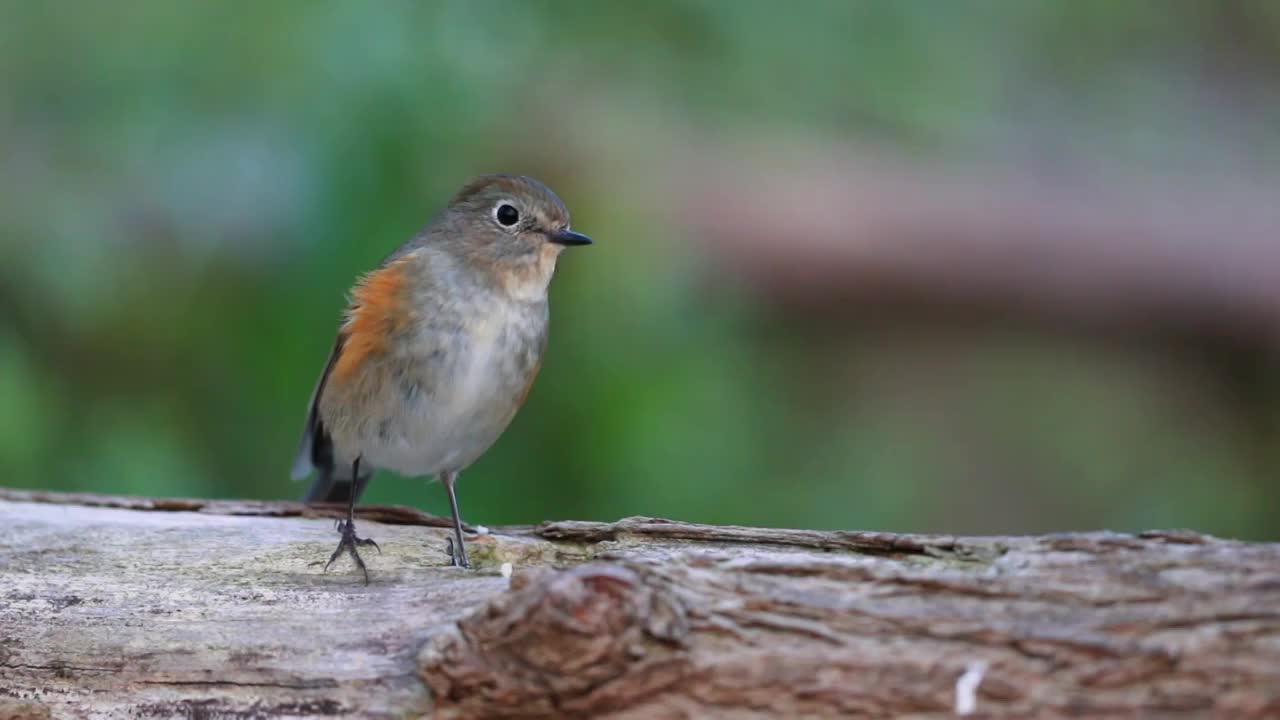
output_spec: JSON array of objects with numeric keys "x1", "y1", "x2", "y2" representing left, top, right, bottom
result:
[
  {"x1": 444, "y1": 535, "x2": 470, "y2": 569},
  {"x1": 314, "y1": 519, "x2": 381, "y2": 583}
]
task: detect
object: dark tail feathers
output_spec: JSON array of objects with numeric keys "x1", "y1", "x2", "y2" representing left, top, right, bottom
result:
[{"x1": 302, "y1": 465, "x2": 373, "y2": 504}]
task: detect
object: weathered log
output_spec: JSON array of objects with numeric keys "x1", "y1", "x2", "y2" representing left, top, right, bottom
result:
[{"x1": 1, "y1": 489, "x2": 1278, "y2": 719}]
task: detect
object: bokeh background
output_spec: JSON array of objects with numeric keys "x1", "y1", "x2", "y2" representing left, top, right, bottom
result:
[{"x1": 3, "y1": 1, "x2": 1278, "y2": 539}]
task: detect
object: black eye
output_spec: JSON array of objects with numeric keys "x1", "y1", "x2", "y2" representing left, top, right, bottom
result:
[{"x1": 495, "y1": 203, "x2": 519, "y2": 227}]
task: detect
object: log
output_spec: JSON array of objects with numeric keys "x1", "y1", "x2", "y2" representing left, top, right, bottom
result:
[{"x1": 1, "y1": 489, "x2": 1278, "y2": 719}]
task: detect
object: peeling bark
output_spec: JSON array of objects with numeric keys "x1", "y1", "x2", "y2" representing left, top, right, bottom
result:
[{"x1": 1, "y1": 489, "x2": 1278, "y2": 719}]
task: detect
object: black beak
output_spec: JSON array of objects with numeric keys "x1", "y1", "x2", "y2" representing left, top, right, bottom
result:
[{"x1": 549, "y1": 229, "x2": 593, "y2": 246}]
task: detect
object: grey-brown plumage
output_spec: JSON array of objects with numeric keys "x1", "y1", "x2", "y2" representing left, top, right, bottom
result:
[{"x1": 291, "y1": 174, "x2": 591, "y2": 579}]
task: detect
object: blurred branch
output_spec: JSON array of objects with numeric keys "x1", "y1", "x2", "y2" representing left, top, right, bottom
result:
[
  {"x1": 670, "y1": 146, "x2": 1280, "y2": 343},
  {"x1": 4, "y1": 490, "x2": 1280, "y2": 718}
]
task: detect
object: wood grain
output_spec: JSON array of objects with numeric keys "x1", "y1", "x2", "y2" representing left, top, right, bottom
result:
[{"x1": 1, "y1": 489, "x2": 1278, "y2": 718}]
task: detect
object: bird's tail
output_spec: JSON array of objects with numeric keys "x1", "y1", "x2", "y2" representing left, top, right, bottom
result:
[{"x1": 302, "y1": 464, "x2": 373, "y2": 504}]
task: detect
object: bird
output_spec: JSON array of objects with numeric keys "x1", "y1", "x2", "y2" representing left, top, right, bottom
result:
[{"x1": 290, "y1": 174, "x2": 592, "y2": 581}]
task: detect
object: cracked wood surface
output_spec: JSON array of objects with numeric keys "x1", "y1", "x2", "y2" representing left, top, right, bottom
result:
[{"x1": 1, "y1": 489, "x2": 1279, "y2": 719}]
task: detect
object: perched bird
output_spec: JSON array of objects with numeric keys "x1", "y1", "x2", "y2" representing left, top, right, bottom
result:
[{"x1": 291, "y1": 174, "x2": 592, "y2": 580}]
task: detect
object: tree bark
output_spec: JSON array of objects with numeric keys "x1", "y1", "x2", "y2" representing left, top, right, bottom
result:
[{"x1": 1, "y1": 489, "x2": 1278, "y2": 719}]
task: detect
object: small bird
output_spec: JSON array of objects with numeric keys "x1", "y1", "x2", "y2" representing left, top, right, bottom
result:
[{"x1": 291, "y1": 174, "x2": 592, "y2": 580}]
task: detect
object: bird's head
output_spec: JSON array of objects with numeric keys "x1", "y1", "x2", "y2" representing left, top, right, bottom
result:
[{"x1": 437, "y1": 174, "x2": 591, "y2": 296}]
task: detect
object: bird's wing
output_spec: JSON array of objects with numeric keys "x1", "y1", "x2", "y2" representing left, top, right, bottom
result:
[
  {"x1": 291, "y1": 250, "x2": 423, "y2": 492},
  {"x1": 293, "y1": 333, "x2": 375, "y2": 503},
  {"x1": 289, "y1": 334, "x2": 344, "y2": 482}
]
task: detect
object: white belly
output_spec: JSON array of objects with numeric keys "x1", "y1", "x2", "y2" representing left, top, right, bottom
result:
[{"x1": 358, "y1": 300, "x2": 544, "y2": 478}]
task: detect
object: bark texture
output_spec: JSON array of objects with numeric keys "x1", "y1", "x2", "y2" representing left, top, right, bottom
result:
[{"x1": 1, "y1": 489, "x2": 1278, "y2": 719}]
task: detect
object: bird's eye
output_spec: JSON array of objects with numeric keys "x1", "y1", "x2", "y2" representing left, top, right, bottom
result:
[{"x1": 495, "y1": 203, "x2": 520, "y2": 227}]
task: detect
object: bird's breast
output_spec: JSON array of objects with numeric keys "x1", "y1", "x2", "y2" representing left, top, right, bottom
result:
[
  {"x1": 441, "y1": 304, "x2": 531, "y2": 416},
  {"x1": 369, "y1": 295, "x2": 548, "y2": 475}
]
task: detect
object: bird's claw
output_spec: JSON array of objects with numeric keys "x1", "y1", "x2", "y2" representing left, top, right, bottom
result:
[{"x1": 316, "y1": 519, "x2": 381, "y2": 583}]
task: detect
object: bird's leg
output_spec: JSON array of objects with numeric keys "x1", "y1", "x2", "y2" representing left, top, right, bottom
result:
[
  {"x1": 321, "y1": 458, "x2": 381, "y2": 583},
  {"x1": 441, "y1": 470, "x2": 470, "y2": 569}
]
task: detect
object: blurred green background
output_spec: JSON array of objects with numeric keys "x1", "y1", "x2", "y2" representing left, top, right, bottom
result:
[{"x1": 2, "y1": 1, "x2": 1277, "y2": 539}]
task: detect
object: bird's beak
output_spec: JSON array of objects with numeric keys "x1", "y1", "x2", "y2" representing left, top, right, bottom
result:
[{"x1": 549, "y1": 229, "x2": 593, "y2": 246}]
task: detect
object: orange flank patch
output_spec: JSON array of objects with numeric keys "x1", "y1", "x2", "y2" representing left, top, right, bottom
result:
[{"x1": 331, "y1": 256, "x2": 415, "y2": 383}]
